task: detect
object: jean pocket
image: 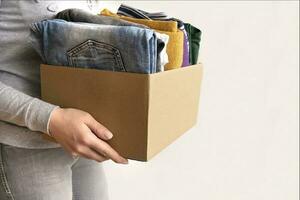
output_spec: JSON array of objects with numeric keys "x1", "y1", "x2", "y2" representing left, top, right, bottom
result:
[{"x1": 67, "y1": 40, "x2": 126, "y2": 72}]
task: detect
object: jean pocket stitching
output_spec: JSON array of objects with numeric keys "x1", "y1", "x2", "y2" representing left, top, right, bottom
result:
[
  {"x1": 0, "y1": 145, "x2": 15, "y2": 200},
  {"x1": 113, "y1": 50, "x2": 126, "y2": 72},
  {"x1": 67, "y1": 40, "x2": 126, "y2": 71},
  {"x1": 67, "y1": 42, "x2": 90, "y2": 67}
]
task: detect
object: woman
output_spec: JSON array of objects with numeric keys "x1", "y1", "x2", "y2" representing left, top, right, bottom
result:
[{"x1": 0, "y1": 1, "x2": 127, "y2": 199}]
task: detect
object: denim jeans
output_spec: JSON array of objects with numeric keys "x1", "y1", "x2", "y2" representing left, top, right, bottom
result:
[
  {"x1": 0, "y1": 143, "x2": 108, "y2": 200},
  {"x1": 55, "y1": 8, "x2": 168, "y2": 72},
  {"x1": 30, "y1": 19, "x2": 163, "y2": 74},
  {"x1": 55, "y1": 8, "x2": 147, "y2": 29}
]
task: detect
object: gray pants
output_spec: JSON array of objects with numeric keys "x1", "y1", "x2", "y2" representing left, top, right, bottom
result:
[{"x1": 0, "y1": 143, "x2": 109, "y2": 200}]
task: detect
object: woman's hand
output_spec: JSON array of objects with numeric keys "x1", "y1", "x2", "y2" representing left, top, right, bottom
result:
[{"x1": 48, "y1": 108, "x2": 128, "y2": 164}]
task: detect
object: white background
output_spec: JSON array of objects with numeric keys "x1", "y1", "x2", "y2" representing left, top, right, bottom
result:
[{"x1": 99, "y1": 1, "x2": 299, "y2": 200}]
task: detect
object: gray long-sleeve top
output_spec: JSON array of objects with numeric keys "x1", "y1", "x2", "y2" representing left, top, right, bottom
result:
[{"x1": 0, "y1": 0, "x2": 98, "y2": 148}]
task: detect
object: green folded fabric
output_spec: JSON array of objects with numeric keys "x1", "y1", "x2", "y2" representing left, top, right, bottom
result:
[{"x1": 184, "y1": 23, "x2": 202, "y2": 65}]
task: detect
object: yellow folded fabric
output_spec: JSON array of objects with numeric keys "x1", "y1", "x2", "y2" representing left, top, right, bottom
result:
[
  {"x1": 100, "y1": 9, "x2": 183, "y2": 70},
  {"x1": 156, "y1": 30, "x2": 183, "y2": 70},
  {"x1": 100, "y1": 8, "x2": 178, "y2": 32}
]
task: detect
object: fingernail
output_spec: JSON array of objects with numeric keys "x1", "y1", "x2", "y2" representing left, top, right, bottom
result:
[
  {"x1": 104, "y1": 131, "x2": 113, "y2": 140},
  {"x1": 120, "y1": 158, "x2": 128, "y2": 164}
]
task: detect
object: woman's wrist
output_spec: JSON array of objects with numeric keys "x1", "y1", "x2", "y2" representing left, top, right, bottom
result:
[{"x1": 47, "y1": 106, "x2": 62, "y2": 137}]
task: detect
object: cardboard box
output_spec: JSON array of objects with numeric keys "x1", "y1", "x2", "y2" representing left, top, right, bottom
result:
[{"x1": 40, "y1": 64, "x2": 203, "y2": 161}]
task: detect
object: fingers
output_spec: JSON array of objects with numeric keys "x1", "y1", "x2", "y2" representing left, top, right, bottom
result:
[
  {"x1": 74, "y1": 146, "x2": 108, "y2": 162},
  {"x1": 70, "y1": 127, "x2": 127, "y2": 164},
  {"x1": 85, "y1": 115, "x2": 113, "y2": 141},
  {"x1": 90, "y1": 137, "x2": 128, "y2": 164}
]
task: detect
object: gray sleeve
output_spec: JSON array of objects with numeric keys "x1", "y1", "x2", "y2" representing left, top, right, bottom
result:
[{"x1": 0, "y1": 81, "x2": 58, "y2": 134}]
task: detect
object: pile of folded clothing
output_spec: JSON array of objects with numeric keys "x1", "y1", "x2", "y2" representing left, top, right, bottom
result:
[{"x1": 29, "y1": 4, "x2": 201, "y2": 74}]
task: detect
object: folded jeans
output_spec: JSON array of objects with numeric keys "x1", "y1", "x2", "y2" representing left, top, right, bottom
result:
[
  {"x1": 29, "y1": 19, "x2": 162, "y2": 74},
  {"x1": 55, "y1": 9, "x2": 168, "y2": 72}
]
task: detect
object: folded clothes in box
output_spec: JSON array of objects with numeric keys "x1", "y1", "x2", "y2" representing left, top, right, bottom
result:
[
  {"x1": 31, "y1": 6, "x2": 203, "y2": 161},
  {"x1": 40, "y1": 63, "x2": 203, "y2": 161},
  {"x1": 29, "y1": 7, "x2": 202, "y2": 74}
]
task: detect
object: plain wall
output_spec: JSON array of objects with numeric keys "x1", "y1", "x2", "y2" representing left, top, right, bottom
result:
[{"x1": 100, "y1": 1, "x2": 299, "y2": 200}]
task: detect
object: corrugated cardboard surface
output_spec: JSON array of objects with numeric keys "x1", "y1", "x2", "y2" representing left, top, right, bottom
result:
[
  {"x1": 41, "y1": 65, "x2": 149, "y2": 160},
  {"x1": 146, "y1": 65, "x2": 203, "y2": 160},
  {"x1": 40, "y1": 64, "x2": 203, "y2": 161}
]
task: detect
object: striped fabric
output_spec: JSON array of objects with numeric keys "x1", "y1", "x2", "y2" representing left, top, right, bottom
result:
[{"x1": 117, "y1": 4, "x2": 185, "y2": 30}]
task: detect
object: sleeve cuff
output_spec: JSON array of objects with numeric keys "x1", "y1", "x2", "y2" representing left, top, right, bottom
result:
[
  {"x1": 46, "y1": 105, "x2": 60, "y2": 136},
  {"x1": 25, "y1": 98, "x2": 60, "y2": 135}
]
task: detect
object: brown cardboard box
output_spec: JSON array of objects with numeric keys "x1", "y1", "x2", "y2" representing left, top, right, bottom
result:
[{"x1": 40, "y1": 64, "x2": 203, "y2": 161}]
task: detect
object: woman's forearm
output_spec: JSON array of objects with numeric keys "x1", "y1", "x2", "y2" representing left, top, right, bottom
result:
[{"x1": 0, "y1": 81, "x2": 58, "y2": 134}]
